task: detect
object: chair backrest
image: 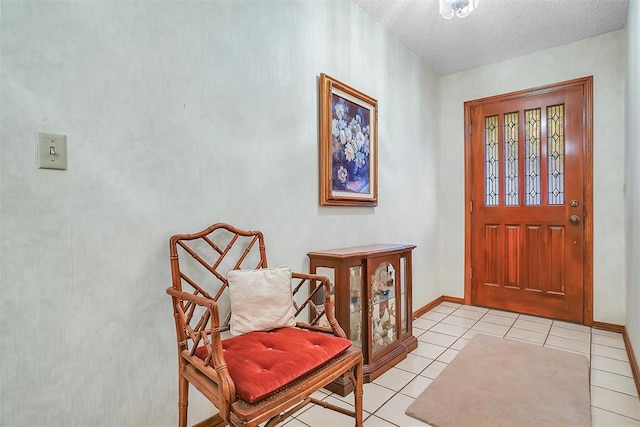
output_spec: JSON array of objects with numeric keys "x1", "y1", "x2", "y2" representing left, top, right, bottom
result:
[
  {"x1": 169, "y1": 222, "x2": 335, "y2": 341},
  {"x1": 169, "y1": 223, "x2": 268, "y2": 330}
]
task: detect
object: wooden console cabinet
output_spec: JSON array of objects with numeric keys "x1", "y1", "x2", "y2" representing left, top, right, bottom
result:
[{"x1": 308, "y1": 244, "x2": 418, "y2": 393}]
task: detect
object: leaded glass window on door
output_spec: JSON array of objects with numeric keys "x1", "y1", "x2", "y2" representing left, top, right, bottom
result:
[
  {"x1": 483, "y1": 106, "x2": 565, "y2": 208},
  {"x1": 484, "y1": 115, "x2": 499, "y2": 206}
]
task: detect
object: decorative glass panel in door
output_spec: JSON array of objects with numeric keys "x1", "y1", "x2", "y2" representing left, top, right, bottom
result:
[{"x1": 371, "y1": 261, "x2": 396, "y2": 354}]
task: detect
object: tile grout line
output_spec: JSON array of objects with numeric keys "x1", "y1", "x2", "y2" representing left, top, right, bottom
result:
[
  {"x1": 592, "y1": 353, "x2": 636, "y2": 365},
  {"x1": 590, "y1": 368, "x2": 639, "y2": 397},
  {"x1": 502, "y1": 312, "x2": 521, "y2": 341},
  {"x1": 590, "y1": 386, "x2": 640, "y2": 421},
  {"x1": 591, "y1": 407, "x2": 640, "y2": 423}
]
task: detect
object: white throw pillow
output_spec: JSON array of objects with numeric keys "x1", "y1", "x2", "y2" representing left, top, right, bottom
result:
[{"x1": 227, "y1": 266, "x2": 296, "y2": 336}]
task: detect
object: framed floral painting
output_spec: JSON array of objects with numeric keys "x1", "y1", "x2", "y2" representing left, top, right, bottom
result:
[{"x1": 319, "y1": 73, "x2": 378, "y2": 206}]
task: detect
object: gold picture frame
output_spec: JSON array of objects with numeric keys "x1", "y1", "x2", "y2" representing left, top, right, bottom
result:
[{"x1": 319, "y1": 73, "x2": 378, "y2": 207}]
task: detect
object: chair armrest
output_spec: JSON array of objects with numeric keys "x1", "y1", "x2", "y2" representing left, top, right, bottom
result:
[
  {"x1": 166, "y1": 286, "x2": 225, "y2": 351},
  {"x1": 166, "y1": 287, "x2": 220, "y2": 313},
  {"x1": 166, "y1": 286, "x2": 236, "y2": 403},
  {"x1": 291, "y1": 272, "x2": 348, "y2": 339}
]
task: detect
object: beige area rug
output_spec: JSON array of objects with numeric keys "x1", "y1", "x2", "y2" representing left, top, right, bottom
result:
[{"x1": 405, "y1": 334, "x2": 591, "y2": 427}]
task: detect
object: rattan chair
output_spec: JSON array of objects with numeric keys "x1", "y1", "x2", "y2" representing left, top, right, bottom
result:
[{"x1": 166, "y1": 223, "x2": 363, "y2": 427}]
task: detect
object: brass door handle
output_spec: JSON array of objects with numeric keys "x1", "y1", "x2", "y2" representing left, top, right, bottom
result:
[{"x1": 569, "y1": 215, "x2": 580, "y2": 224}]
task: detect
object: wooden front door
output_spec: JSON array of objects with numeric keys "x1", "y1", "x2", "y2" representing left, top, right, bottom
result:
[{"x1": 465, "y1": 77, "x2": 593, "y2": 323}]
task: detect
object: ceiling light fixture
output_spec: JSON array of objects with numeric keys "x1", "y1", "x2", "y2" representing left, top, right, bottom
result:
[{"x1": 439, "y1": 0, "x2": 479, "y2": 19}]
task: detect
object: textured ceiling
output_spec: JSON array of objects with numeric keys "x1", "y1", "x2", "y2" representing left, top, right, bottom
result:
[{"x1": 352, "y1": 0, "x2": 629, "y2": 75}]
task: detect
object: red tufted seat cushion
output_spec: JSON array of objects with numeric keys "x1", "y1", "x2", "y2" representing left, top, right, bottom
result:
[{"x1": 194, "y1": 327, "x2": 352, "y2": 403}]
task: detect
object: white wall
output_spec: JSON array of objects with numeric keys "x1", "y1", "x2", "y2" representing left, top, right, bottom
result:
[
  {"x1": 625, "y1": 0, "x2": 640, "y2": 364},
  {"x1": 438, "y1": 31, "x2": 627, "y2": 324},
  {"x1": 0, "y1": 1, "x2": 441, "y2": 425}
]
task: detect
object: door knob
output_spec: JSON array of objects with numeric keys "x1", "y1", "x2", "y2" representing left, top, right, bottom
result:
[{"x1": 569, "y1": 215, "x2": 580, "y2": 224}]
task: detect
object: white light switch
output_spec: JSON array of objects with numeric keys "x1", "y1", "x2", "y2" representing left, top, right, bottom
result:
[{"x1": 38, "y1": 132, "x2": 67, "y2": 170}]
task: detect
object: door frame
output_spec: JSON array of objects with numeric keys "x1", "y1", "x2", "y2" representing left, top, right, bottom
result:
[{"x1": 463, "y1": 76, "x2": 594, "y2": 326}]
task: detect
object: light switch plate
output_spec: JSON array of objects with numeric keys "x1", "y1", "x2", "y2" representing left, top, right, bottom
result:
[{"x1": 38, "y1": 132, "x2": 67, "y2": 170}]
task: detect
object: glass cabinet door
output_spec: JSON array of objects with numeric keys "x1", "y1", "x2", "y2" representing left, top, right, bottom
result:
[
  {"x1": 314, "y1": 267, "x2": 335, "y2": 330},
  {"x1": 400, "y1": 256, "x2": 408, "y2": 334},
  {"x1": 370, "y1": 261, "x2": 397, "y2": 355},
  {"x1": 349, "y1": 266, "x2": 363, "y2": 348}
]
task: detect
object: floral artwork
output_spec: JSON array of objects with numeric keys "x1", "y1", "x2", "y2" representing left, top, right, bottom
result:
[
  {"x1": 320, "y1": 73, "x2": 377, "y2": 207},
  {"x1": 330, "y1": 95, "x2": 371, "y2": 194}
]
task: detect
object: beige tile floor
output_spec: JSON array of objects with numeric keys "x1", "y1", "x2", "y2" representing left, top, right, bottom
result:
[{"x1": 283, "y1": 301, "x2": 640, "y2": 426}]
